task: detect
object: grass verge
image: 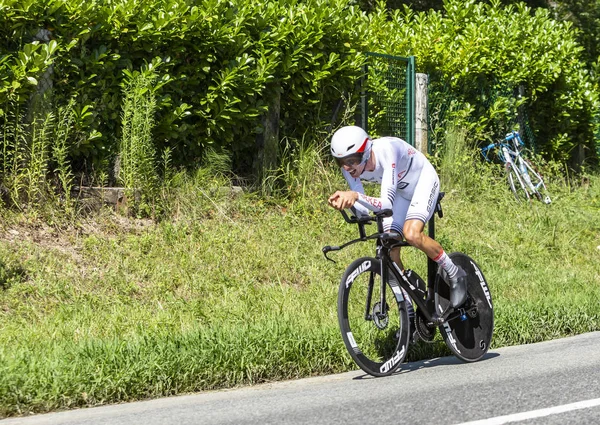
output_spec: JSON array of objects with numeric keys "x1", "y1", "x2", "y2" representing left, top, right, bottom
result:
[{"x1": 1, "y1": 149, "x2": 599, "y2": 417}]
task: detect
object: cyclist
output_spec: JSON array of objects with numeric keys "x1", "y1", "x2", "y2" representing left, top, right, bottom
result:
[{"x1": 327, "y1": 125, "x2": 467, "y2": 309}]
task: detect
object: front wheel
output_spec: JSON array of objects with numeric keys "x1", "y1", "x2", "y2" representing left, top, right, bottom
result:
[
  {"x1": 337, "y1": 257, "x2": 410, "y2": 377},
  {"x1": 434, "y1": 253, "x2": 494, "y2": 362},
  {"x1": 506, "y1": 163, "x2": 530, "y2": 203}
]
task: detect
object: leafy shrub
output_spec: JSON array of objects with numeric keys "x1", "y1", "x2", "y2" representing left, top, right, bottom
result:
[
  {"x1": 1, "y1": 0, "x2": 598, "y2": 211},
  {"x1": 2, "y1": 0, "x2": 369, "y2": 177},
  {"x1": 367, "y1": 0, "x2": 599, "y2": 161}
]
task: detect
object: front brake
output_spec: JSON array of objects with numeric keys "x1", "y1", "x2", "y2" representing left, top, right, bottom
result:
[{"x1": 322, "y1": 245, "x2": 340, "y2": 263}]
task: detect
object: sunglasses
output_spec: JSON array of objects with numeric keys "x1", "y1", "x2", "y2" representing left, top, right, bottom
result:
[{"x1": 335, "y1": 155, "x2": 363, "y2": 167}]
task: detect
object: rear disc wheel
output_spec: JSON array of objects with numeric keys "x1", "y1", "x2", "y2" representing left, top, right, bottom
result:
[{"x1": 434, "y1": 253, "x2": 494, "y2": 362}]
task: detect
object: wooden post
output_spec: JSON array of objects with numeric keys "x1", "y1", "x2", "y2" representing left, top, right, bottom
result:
[
  {"x1": 254, "y1": 89, "x2": 281, "y2": 181},
  {"x1": 415, "y1": 73, "x2": 428, "y2": 154},
  {"x1": 570, "y1": 144, "x2": 585, "y2": 170}
]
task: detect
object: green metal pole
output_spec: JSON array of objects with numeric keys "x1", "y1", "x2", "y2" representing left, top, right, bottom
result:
[
  {"x1": 361, "y1": 63, "x2": 369, "y2": 132},
  {"x1": 407, "y1": 56, "x2": 416, "y2": 147}
]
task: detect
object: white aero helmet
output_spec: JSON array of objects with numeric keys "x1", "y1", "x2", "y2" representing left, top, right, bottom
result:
[{"x1": 330, "y1": 126, "x2": 372, "y2": 165}]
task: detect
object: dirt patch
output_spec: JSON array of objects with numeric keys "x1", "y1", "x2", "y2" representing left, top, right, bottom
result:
[{"x1": 0, "y1": 212, "x2": 155, "y2": 263}]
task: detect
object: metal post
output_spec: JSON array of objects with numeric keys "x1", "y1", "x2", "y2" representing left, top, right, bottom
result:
[
  {"x1": 361, "y1": 64, "x2": 368, "y2": 132},
  {"x1": 415, "y1": 73, "x2": 428, "y2": 154},
  {"x1": 407, "y1": 56, "x2": 416, "y2": 147}
]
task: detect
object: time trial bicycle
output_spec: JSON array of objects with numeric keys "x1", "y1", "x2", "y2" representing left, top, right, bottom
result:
[
  {"x1": 322, "y1": 193, "x2": 494, "y2": 377},
  {"x1": 481, "y1": 131, "x2": 551, "y2": 204}
]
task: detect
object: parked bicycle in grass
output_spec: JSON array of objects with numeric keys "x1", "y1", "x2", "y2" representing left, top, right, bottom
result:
[
  {"x1": 324, "y1": 126, "x2": 494, "y2": 376},
  {"x1": 481, "y1": 131, "x2": 551, "y2": 204}
]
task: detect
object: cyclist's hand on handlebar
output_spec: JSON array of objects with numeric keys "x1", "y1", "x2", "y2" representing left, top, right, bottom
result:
[{"x1": 328, "y1": 191, "x2": 359, "y2": 210}]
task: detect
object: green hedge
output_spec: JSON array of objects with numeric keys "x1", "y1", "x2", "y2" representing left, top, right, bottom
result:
[
  {"x1": 367, "y1": 0, "x2": 599, "y2": 161},
  {"x1": 1, "y1": 0, "x2": 598, "y2": 179},
  {"x1": 1, "y1": 0, "x2": 368, "y2": 172}
]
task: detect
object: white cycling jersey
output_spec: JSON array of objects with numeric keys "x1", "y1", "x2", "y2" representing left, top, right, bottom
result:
[{"x1": 342, "y1": 136, "x2": 439, "y2": 234}]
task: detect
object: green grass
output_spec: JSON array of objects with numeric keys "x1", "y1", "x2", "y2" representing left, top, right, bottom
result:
[{"x1": 1, "y1": 152, "x2": 599, "y2": 417}]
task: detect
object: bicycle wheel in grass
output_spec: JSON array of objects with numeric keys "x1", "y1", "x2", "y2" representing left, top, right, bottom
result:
[
  {"x1": 506, "y1": 163, "x2": 530, "y2": 203},
  {"x1": 337, "y1": 257, "x2": 410, "y2": 377},
  {"x1": 435, "y1": 253, "x2": 494, "y2": 363},
  {"x1": 521, "y1": 158, "x2": 552, "y2": 204}
]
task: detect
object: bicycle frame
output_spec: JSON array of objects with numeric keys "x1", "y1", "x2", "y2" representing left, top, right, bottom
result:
[
  {"x1": 378, "y1": 233, "x2": 465, "y2": 326},
  {"x1": 481, "y1": 131, "x2": 538, "y2": 195},
  {"x1": 481, "y1": 131, "x2": 523, "y2": 165},
  {"x1": 323, "y1": 202, "x2": 470, "y2": 326}
]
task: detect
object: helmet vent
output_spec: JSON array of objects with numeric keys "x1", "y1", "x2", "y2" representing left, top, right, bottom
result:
[{"x1": 346, "y1": 144, "x2": 355, "y2": 152}]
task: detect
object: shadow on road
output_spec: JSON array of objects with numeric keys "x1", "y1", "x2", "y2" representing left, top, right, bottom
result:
[{"x1": 352, "y1": 352, "x2": 500, "y2": 380}]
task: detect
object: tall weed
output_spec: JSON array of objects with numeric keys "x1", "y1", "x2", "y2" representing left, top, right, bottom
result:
[
  {"x1": 263, "y1": 135, "x2": 338, "y2": 209},
  {"x1": 118, "y1": 60, "x2": 164, "y2": 214},
  {"x1": 24, "y1": 96, "x2": 54, "y2": 206},
  {"x1": 0, "y1": 99, "x2": 25, "y2": 206},
  {"x1": 261, "y1": 96, "x2": 358, "y2": 213},
  {"x1": 52, "y1": 98, "x2": 76, "y2": 210},
  {"x1": 0, "y1": 94, "x2": 55, "y2": 208},
  {"x1": 435, "y1": 125, "x2": 477, "y2": 190},
  {"x1": 157, "y1": 148, "x2": 240, "y2": 224}
]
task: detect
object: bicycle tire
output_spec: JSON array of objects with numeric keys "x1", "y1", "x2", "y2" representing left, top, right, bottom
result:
[
  {"x1": 434, "y1": 253, "x2": 494, "y2": 362},
  {"x1": 505, "y1": 162, "x2": 530, "y2": 203},
  {"x1": 337, "y1": 257, "x2": 410, "y2": 377},
  {"x1": 521, "y1": 158, "x2": 552, "y2": 204}
]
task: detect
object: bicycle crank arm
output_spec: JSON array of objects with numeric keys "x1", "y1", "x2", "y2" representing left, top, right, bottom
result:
[
  {"x1": 429, "y1": 304, "x2": 457, "y2": 325},
  {"x1": 431, "y1": 304, "x2": 478, "y2": 325}
]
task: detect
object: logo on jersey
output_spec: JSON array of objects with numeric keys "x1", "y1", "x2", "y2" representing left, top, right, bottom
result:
[
  {"x1": 360, "y1": 194, "x2": 382, "y2": 209},
  {"x1": 368, "y1": 198, "x2": 382, "y2": 209},
  {"x1": 408, "y1": 147, "x2": 416, "y2": 156}
]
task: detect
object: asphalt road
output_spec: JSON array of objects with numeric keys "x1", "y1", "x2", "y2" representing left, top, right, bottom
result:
[{"x1": 3, "y1": 332, "x2": 600, "y2": 425}]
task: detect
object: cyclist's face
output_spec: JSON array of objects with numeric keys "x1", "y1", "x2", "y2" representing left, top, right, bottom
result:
[{"x1": 336, "y1": 155, "x2": 364, "y2": 177}]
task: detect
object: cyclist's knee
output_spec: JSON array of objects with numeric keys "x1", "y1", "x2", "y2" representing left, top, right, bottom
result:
[{"x1": 403, "y1": 225, "x2": 424, "y2": 247}]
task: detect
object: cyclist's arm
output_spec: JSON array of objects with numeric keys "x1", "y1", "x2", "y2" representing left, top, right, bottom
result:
[
  {"x1": 341, "y1": 170, "x2": 370, "y2": 216},
  {"x1": 343, "y1": 166, "x2": 395, "y2": 213}
]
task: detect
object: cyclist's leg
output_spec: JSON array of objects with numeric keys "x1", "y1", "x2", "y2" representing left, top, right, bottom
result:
[
  {"x1": 384, "y1": 197, "x2": 410, "y2": 270},
  {"x1": 383, "y1": 199, "x2": 415, "y2": 338},
  {"x1": 401, "y1": 161, "x2": 440, "y2": 256},
  {"x1": 402, "y1": 163, "x2": 467, "y2": 308}
]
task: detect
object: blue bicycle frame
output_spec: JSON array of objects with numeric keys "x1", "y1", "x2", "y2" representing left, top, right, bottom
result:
[
  {"x1": 480, "y1": 131, "x2": 551, "y2": 204},
  {"x1": 480, "y1": 131, "x2": 524, "y2": 163}
]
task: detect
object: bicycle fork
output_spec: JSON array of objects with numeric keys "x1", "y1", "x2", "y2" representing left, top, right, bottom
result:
[
  {"x1": 502, "y1": 146, "x2": 530, "y2": 194},
  {"x1": 361, "y1": 257, "x2": 390, "y2": 323},
  {"x1": 516, "y1": 157, "x2": 539, "y2": 193},
  {"x1": 364, "y1": 270, "x2": 376, "y2": 321}
]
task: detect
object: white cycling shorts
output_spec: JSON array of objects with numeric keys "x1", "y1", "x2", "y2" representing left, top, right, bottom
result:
[{"x1": 383, "y1": 160, "x2": 439, "y2": 236}]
